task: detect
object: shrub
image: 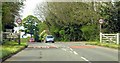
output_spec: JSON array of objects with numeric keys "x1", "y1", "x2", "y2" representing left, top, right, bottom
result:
[{"x1": 81, "y1": 25, "x2": 99, "y2": 41}]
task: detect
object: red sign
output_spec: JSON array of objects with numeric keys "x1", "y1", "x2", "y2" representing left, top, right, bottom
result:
[{"x1": 16, "y1": 18, "x2": 22, "y2": 24}]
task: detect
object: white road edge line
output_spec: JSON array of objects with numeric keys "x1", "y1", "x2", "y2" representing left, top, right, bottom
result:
[
  {"x1": 81, "y1": 57, "x2": 92, "y2": 63},
  {"x1": 73, "y1": 51, "x2": 78, "y2": 55}
]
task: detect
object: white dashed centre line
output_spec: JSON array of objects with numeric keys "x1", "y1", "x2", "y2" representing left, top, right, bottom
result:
[
  {"x1": 62, "y1": 48, "x2": 67, "y2": 51},
  {"x1": 70, "y1": 51, "x2": 73, "y2": 53},
  {"x1": 61, "y1": 47, "x2": 79, "y2": 55},
  {"x1": 70, "y1": 48, "x2": 73, "y2": 51},
  {"x1": 81, "y1": 57, "x2": 92, "y2": 63},
  {"x1": 73, "y1": 51, "x2": 78, "y2": 55}
]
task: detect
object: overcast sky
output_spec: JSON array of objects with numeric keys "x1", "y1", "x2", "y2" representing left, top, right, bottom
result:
[
  {"x1": 20, "y1": 0, "x2": 43, "y2": 19},
  {"x1": 15, "y1": 0, "x2": 44, "y2": 38}
]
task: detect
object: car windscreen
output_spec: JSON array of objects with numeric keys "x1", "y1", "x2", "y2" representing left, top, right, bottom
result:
[{"x1": 47, "y1": 36, "x2": 53, "y2": 38}]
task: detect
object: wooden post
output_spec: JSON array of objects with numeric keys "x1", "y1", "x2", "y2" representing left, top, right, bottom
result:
[{"x1": 117, "y1": 33, "x2": 119, "y2": 44}]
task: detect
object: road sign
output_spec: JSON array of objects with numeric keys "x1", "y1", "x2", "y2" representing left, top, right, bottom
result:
[
  {"x1": 16, "y1": 18, "x2": 22, "y2": 45},
  {"x1": 99, "y1": 19, "x2": 104, "y2": 24},
  {"x1": 16, "y1": 18, "x2": 22, "y2": 24}
]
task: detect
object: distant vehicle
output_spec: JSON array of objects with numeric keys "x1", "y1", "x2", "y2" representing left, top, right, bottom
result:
[
  {"x1": 45, "y1": 35, "x2": 54, "y2": 43},
  {"x1": 29, "y1": 38, "x2": 35, "y2": 42}
]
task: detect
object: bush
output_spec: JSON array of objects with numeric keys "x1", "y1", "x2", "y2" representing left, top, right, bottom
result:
[{"x1": 81, "y1": 25, "x2": 99, "y2": 41}]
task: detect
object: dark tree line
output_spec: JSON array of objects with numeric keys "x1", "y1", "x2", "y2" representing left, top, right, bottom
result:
[
  {"x1": 35, "y1": 2, "x2": 120, "y2": 41},
  {"x1": 2, "y1": 2, "x2": 23, "y2": 31}
]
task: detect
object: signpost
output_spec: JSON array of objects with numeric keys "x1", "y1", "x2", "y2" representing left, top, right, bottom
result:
[
  {"x1": 99, "y1": 19, "x2": 104, "y2": 24},
  {"x1": 99, "y1": 18, "x2": 104, "y2": 33},
  {"x1": 99, "y1": 18, "x2": 104, "y2": 43},
  {"x1": 16, "y1": 18, "x2": 22, "y2": 45},
  {"x1": 16, "y1": 18, "x2": 22, "y2": 25}
]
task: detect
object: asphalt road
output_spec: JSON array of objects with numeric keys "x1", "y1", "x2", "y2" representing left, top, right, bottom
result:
[{"x1": 3, "y1": 42, "x2": 119, "y2": 63}]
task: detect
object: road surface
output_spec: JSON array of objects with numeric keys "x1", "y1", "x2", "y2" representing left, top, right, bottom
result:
[{"x1": 3, "y1": 42, "x2": 119, "y2": 63}]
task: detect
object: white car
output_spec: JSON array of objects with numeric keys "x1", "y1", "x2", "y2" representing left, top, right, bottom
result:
[{"x1": 45, "y1": 35, "x2": 54, "y2": 43}]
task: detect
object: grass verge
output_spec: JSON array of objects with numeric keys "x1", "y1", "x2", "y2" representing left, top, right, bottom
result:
[
  {"x1": 0, "y1": 38, "x2": 28, "y2": 61},
  {"x1": 85, "y1": 42, "x2": 120, "y2": 49}
]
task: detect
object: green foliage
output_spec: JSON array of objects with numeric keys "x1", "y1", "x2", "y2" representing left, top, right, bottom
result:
[
  {"x1": 38, "y1": 21, "x2": 48, "y2": 34},
  {"x1": 43, "y1": 33, "x2": 48, "y2": 39},
  {"x1": 2, "y1": 2, "x2": 23, "y2": 31},
  {"x1": 1, "y1": 40, "x2": 27, "y2": 58},
  {"x1": 81, "y1": 25, "x2": 99, "y2": 41},
  {"x1": 21, "y1": 38, "x2": 30, "y2": 43},
  {"x1": 22, "y1": 15, "x2": 40, "y2": 23},
  {"x1": 43, "y1": 2, "x2": 95, "y2": 41},
  {"x1": 98, "y1": 2, "x2": 120, "y2": 33},
  {"x1": 0, "y1": 5, "x2": 2, "y2": 42},
  {"x1": 59, "y1": 30, "x2": 65, "y2": 35},
  {"x1": 33, "y1": 31, "x2": 39, "y2": 41},
  {"x1": 23, "y1": 15, "x2": 40, "y2": 41},
  {"x1": 35, "y1": 2, "x2": 120, "y2": 41},
  {"x1": 40, "y1": 33, "x2": 48, "y2": 41}
]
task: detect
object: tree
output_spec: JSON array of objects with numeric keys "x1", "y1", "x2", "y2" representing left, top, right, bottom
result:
[
  {"x1": 2, "y1": 2, "x2": 24, "y2": 31},
  {"x1": 35, "y1": 2, "x2": 119, "y2": 41},
  {"x1": 98, "y1": 2, "x2": 120, "y2": 33},
  {"x1": 0, "y1": 2, "x2": 2, "y2": 43},
  {"x1": 37, "y1": 21, "x2": 48, "y2": 34},
  {"x1": 22, "y1": 15, "x2": 40, "y2": 41},
  {"x1": 35, "y1": 2, "x2": 100, "y2": 41}
]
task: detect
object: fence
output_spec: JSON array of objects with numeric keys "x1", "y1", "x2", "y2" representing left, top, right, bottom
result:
[
  {"x1": 100, "y1": 33, "x2": 120, "y2": 44},
  {"x1": 3, "y1": 32, "x2": 19, "y2": 39},
  {"x1": 2, "y1": 32, "x2": 19, "y2": 43}
]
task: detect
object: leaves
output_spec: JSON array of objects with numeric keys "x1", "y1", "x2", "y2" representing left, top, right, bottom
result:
[
  {"x1": 22, "y1": 15, "x2": 40, "y2": 41},
  {"x1": 99, "y1": 2, "x2": 120, "y2": 33},
  {"x1": 35, "y1": 2, "x2": 120, "y2": 41},
  {"x1": 2, "y1": 2, "x2": 23, "y2": 31}
]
